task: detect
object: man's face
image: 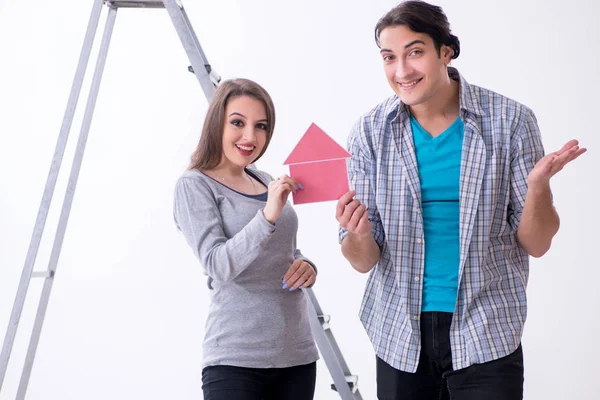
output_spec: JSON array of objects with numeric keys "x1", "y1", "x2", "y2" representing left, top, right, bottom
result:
[{"x1": 379, "y1": 25, "x2": 453, "y2": 107}]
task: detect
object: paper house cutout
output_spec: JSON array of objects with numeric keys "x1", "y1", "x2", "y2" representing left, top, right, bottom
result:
[{"x1": 284, "y1": 123, "x2": 351, "y2": 205}]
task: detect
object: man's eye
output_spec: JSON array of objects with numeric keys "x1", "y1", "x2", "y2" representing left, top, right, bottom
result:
[
  {"x1": 409, "y1": 50, "x2": 422, "y2": 56},
  {"x1": 383, "y1": 55, "x2": 394, "y2": 62}
]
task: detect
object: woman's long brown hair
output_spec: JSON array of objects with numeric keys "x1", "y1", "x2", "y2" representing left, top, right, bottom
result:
[{"x1": 188, "y1": 79, "x2": 275, "y2": 171}]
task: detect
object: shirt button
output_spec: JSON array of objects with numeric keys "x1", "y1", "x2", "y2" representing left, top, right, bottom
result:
[
  {"x1": 417, "y1": 238, "x2": 422, "y2": 244},
  {"x1": 415, "y1": 276, "x2": 420, "y2": 281},
  {"x1": 413, "y1": 315, "x2": 419, "y2": 321}
]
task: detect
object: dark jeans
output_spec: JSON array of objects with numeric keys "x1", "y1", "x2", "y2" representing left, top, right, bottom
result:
[
  {"x1": 202, "y1": 362, "x2": 316, "y2": 400},
  {"x1": 377, "y1": 312, "x2": 524, "y2": 400}
]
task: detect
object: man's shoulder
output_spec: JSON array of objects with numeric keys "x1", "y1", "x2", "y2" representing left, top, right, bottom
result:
[
  {"x1": 359, "y1": 95, "x2": 400, "y2": 122},
  {"x1": 466, "y1": 81, "x2": 533, "y2": 118}
]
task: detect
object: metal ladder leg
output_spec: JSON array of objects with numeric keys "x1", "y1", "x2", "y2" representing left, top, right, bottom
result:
[
  {"x1": 305, "y1": 288, "x2": 363, "y2": 400},
  {"x1": 0, "y1": 0, "x2": 106, "y2": 392},
  {"x1": 13, "y1": 5, "x2": 119, "y2": 399},
  {"x1": 162, "y1": 0, "x2": 220, "y2": 98}
]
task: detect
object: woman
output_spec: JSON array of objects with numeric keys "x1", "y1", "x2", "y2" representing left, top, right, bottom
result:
[{"x1": 173, "y1": 78, "x2": 319, "y2": 400}]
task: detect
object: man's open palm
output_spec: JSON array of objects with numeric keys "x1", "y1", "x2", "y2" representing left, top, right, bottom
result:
[{"x1": 528, "y1": 139, "x2": 587, "y2": 186}]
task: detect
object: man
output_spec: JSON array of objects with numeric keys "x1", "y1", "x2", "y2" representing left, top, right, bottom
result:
[{"x1": 336, "y1": 1, "x2": 586, "y2": 399}]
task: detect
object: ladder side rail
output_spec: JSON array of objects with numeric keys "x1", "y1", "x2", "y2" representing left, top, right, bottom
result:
[
  {"x1": 15, "y1": 6, "x2": 119, "y2": 400},
  {"x1": 304, "y1": 288, "x2": 363, "y2": 400},
  {"x1": 163, "y1": 0, "x2": 217, "y2": 100},
  {"x1": 0, "y1": 0, "x2": 106, "y2": 391}
]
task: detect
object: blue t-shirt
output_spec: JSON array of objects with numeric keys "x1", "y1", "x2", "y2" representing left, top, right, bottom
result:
[{"x1": 411, "y1": 115, "x2": 464, "y2": 313}]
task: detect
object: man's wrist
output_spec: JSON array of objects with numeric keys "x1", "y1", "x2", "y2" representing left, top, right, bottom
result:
[
  {"x1": 527, "y1": 180, "x2": 551, "y2": 196},
  {"x1": 347, "y1": 231, "x2": 373, "y2": 243}
]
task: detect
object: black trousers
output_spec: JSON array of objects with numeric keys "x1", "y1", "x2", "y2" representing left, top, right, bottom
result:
[
  {"x1": 202, "y1": 362, "x2": 316, "y2": 400},
  {"x1": 377, "y1": 312, "x2": 524, "y2": 400}
]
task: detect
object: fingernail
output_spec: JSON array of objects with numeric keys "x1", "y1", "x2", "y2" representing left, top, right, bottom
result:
[
  {"x1": 293, "y1": 189, "x2": 297, "y2": 194},
  {"x1": 289, "y1": 287, "x2": 295, "y2": 291},
  {"x1": 282, "y1": 283, "x2": 288, "y2": 289},
  {"x1": 299, "y1": 285, "x2": 304, "y2": 289},
  {"x1": 298, "y1": 184, "x2": 304, "y2": 190}
]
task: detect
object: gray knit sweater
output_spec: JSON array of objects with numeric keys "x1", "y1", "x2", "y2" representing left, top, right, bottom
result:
[{"x1": 173, "y1": 168, "x2": 319, "y2": 368}]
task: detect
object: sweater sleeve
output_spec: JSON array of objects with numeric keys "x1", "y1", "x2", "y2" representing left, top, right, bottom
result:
[
  {"x1": 173, "y1": 176, "x2": 276, "y2": 284},
  {"x1": 294, "y1": 248, "x2": 317, "y2": 273}
]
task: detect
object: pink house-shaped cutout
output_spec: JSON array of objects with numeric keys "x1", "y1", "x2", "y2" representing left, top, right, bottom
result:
[{"x1": 284, "y1": 123, "x2": 351, "y2": 205}]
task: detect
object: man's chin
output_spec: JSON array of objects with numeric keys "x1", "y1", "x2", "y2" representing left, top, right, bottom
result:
[
  {"x1": 391, "y1": 88, "x2": 417, "y2": 104},
  {"x1": 397, "y1": 95, "x2": 422, "y2": 107}
]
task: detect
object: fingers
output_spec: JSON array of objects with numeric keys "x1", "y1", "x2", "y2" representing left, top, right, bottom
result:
[
  {"x1": 268, "y1": 175, "x2": 303, "y2": 204},
  {"x1": 551, "y1": 145, "x2": 587, "y2": 174},
  {"x1": 566, "y1": 147, "x2": 587, "y2": 163},
  {"x1": 275, "y1": 175, "x2": 300, "y2": 193},
  {"x1": 264, "y1": 176, "x2": 300, "y2": 223},
  {"x1": 298, "y1": 270, "x2": 316, "y2": 288},
  {"x1": 338, "y1": 198, "x2": 366, "y2": 231},
  {"x1": 355, "y1": 210, "x2": 372, "y2": 236},
  {"x1": 553, "y1": 139, "x2": 580, "y2": 156},
  {"x1": 336, "y1": 190, "x2": 356, "y2": 219},
  {"x1": 346, "y1": 203, "x2": 367, "y2": 232},
  {"x1": 282, "y1": 260, "x2": 316, "y2": 290},
  {"x1": 276, "y1": 182, "x2": 293, "y2": 196},
  {"x1": 282, "y1": 259, "x2": 303, "y2": 284},
  {"x1": 268, "y1": 179, "x2": 293, "y2": 201}
]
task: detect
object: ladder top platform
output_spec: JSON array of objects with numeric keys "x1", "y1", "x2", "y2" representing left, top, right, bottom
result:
[{"x1": 105, "y1": 0, "x2": 172, "y2": 9}]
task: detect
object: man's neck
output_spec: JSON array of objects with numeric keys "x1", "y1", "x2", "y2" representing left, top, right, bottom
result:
[{"x1": 409, "y1": 78, "x2": 460, "y2": 123}]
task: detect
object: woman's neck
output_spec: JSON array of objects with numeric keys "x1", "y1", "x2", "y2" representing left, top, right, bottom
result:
[{"x1": 211, "y1": 163, "x2": 246, "y2": 179}]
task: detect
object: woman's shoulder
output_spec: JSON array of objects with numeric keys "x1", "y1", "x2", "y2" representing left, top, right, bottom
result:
[
  {"x1": 177, "y1": 169, "x2": 209, "y2": 185},
  {"x1": 247, "y1": 167, "x2": 275, "y2": 185},
  {"x1": 175, "y1": 169, "x2": 217, "y2": 195},
  {"x1": 179, "y1": 168, "x2": 203, "y2": 180},
  {"x1": 177, "y1": 167, "x2": 275, "y2": 192}
]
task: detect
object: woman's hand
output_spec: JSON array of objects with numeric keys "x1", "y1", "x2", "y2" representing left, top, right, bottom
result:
[
  {"x1": 282, "y1": 259, "x2": 316, "y2": 291},
  {"x1": 262, "y1": 175, "x2": 300, "y2": 223}
]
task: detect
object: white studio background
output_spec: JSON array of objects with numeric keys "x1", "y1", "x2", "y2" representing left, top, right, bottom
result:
[{"x1": 0, "y1": 0, "x2": 598, "y2": 399}]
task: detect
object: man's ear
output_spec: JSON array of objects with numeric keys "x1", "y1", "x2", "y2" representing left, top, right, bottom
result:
[{"x1": 441, "y1": 45, "x2": 453, "y2": 63}]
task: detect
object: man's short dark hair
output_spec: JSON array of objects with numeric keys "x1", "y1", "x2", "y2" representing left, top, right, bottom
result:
[{"x1": 375, "y1": 0, "x2": 460, "y2": 59}]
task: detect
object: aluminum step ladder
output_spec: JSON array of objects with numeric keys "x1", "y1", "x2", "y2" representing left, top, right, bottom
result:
[{"x1": 0, "y1": 1, "x2": 363, "y2": 399}]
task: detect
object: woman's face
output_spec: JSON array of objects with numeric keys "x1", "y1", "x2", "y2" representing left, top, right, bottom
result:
[{"x1": 220, "y1": 95, "x2": 269, "y2": 169}]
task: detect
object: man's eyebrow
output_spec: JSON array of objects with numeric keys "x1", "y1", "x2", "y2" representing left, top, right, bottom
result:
[
  {"x1": 404, "y1": 40, "x2": 425, "y2": 49},
  {"x1": 379, "y1": 40, "x2": 426, "y2": 53}
]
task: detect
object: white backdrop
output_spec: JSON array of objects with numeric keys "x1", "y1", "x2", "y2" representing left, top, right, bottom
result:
[{"x1": 0, "y1": 0, "x2": 598, "y2": 399}]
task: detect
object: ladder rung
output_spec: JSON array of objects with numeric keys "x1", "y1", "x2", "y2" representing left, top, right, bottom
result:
[
  {"x1": 31, "y1": 271, "x2": 54, "y2": 278},
  {"x1": 106, "y1": 0, "x2": 166, "y2": 8},
  {"x1": 318, "y1": 314, "x2": 331, "y2": 330},
  {"x1": 188, "y1": 65, "x2": 221, "y2": 86},
  {"x1": 331, "y1": 375, "x2": 359, "y2": 394}
]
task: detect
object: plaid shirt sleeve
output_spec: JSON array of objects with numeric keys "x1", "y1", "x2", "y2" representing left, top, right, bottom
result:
[
  {"x1": 508, "y1": 107, "x2": 547, "y2": 230},
  {"x1": 339, "y1": 119, "x2": 385, "y2": 247}
]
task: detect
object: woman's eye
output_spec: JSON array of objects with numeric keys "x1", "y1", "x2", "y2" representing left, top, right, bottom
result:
[
  {"x1": 231, "y1": 119, "x2": 243, "y2": 127},
  {"x1": 256, "y1": 123, "x2": 268, "y2": 130}
]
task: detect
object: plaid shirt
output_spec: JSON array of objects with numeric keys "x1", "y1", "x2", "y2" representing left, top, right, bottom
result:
[{"x1": 339, "y1": 68, "x2": 545, "y2": 372}]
